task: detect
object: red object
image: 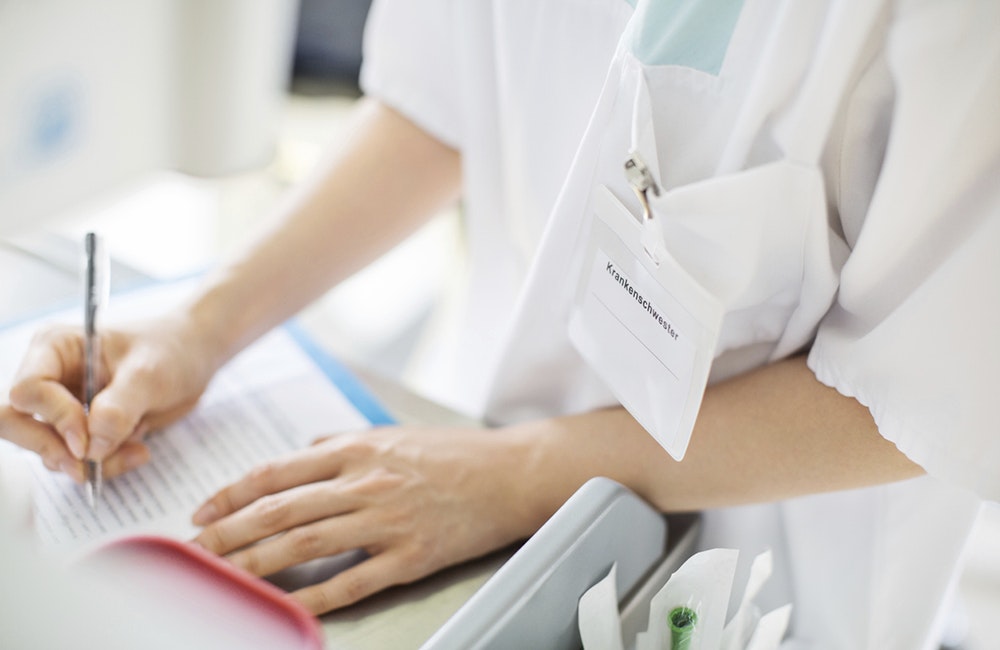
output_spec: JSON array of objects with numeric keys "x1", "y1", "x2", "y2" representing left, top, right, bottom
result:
[{"x1": 90, "y1": 535, "x2": 324, "y2": 649}]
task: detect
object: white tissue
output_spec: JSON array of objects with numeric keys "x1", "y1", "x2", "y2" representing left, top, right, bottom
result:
[
  {"x1": 578, "y1": 548, "x2": 792, "y2": 650},
  {"x1": 578, "y1": 563, "x2": 625, "y2": 650},
  {"x1": 644, "y1": 548, "x2": 738, "y2": 649},
  {"x1": 720, "y1": 550, "x2": 773, "y2": 650},
  {"x1": 745, "y1": 604, "x2": 792, "y2": 650}
]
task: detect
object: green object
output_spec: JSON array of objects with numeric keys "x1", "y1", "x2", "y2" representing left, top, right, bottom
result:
[{"x1": 668, "y1": 606, "x2": 698, "y2": 650}]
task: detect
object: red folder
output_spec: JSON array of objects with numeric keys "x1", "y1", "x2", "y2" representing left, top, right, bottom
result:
[{"x1": 89, "y1": 535, "x2": 324, "y2": 649}]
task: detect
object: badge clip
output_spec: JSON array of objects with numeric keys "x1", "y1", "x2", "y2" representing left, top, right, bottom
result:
[{"x1": 625, "y1": 153, "x2": 667, "y2": 266}]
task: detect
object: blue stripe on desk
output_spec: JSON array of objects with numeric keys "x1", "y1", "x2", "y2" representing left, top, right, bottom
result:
[{"x1": 284, "y1": 321, "x2": 396, "y2": 426}]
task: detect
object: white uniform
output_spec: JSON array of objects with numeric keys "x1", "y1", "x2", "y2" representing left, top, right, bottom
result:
[{"x1": 362, "y1": 0, "x2": 999, "y2": 647}]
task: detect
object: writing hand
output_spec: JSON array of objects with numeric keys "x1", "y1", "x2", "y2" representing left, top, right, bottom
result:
[{"x1": 6, "y1": 317, "x2": 218, "y2": 478}]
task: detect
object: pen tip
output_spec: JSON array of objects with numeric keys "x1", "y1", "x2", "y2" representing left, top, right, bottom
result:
[
  {"x1": 84, "y1": 481, "x2": 98, "y2": 512},
  {"x1": 84, "y1": 459, "x2": 102, "y2": 510}
]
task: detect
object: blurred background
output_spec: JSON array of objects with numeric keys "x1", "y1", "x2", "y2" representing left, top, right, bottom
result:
[
  {"x1": 0, "y1": 2, "x2": 995, "y2": 648},
  {"x1": 0, "y1": 0, "x2": 463, "y2": 393}
]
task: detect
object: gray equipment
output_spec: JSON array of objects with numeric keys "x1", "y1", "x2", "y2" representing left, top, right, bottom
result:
[{"x1": 421, "y1": 477, "x2": 679, "y2": 650}]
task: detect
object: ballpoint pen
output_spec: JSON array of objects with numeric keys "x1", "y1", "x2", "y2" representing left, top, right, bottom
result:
[{"x1": 84, "y1": 232, "x2": 105, "y2": 510}]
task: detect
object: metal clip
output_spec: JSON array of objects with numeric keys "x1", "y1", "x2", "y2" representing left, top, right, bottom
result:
[
  {"x1": 625, "y1": 153, "x2": 665, "y2": 265},
  {"x1": 624, "y1": 153, "x2": 660, "y2": 225}
]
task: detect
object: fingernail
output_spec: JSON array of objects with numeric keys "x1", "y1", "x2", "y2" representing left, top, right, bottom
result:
[
  {"x1": 192, "y1": 502, "x2": 218, "y2": 526},
  {"x1": 66, "y1": 429, "x2": 87, "y2": 460}
]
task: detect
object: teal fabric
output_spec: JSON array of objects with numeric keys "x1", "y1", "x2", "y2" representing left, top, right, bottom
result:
[{"x1": 628, "y1": 0, "x2": 745, "y2": 75}]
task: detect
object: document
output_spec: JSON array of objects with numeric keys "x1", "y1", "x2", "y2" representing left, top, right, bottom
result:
[{"x1": 0, "y1": 281, "x2": 389, "y2": 552}]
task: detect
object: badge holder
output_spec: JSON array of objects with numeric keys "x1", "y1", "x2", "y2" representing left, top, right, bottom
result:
[{"x1": 569, "y1": 138, "x2": 722, "y2": 460}]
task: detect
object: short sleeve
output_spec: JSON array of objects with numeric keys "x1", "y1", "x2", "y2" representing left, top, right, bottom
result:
[
  {"x1": 360, "y1": 0, "x2": 462, "y2": 148},
  {"x1": 808, "y1": 1, "x2": 1000, "y2": 501}
]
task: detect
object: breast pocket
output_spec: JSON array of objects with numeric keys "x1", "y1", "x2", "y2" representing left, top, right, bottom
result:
[
  {"x1": 611, "y1": 21, "x2": 842, "y2": 361},
  {"x1": 648, "y1": 160, "x2": 838, "y2": 359}
]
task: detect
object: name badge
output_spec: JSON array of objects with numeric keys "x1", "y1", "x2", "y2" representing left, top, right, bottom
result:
[{"x1": 569, "y1": 185, "x2": 722, "y2": 460}]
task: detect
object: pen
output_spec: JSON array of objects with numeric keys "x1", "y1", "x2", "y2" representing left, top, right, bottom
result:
[{"x1": 84, "y1": 232, "x2": 104, "y2": 510}]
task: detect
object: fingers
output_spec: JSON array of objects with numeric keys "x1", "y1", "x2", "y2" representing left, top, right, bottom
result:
[
  {"x1": 9, "y1": 330, "x2": 89, "y2": 459},
  {"x1": 13, "y1": 325, "x2": 191, "y2": 462},
  {"x1": 192, "y1": 448, "x2": 343, "y2": 526},
  {"x1": 9, "y1": 326, "x2": 145, "y2": 462},
  {"x1": 100, "y1": 441, "x2": 152, "y2": 479},
  {"x1": 85, "y1": 354, "x2": 165, "y2": 461},
  {"x1": 13, "y1": 365, "x2": 152, "y2": 464},
  {"x1": 205, "y1": 506, "x2": 427, "y2": 615},
  {"x1": 291, "y1": 550, "x2": 419, "y2": 615},
  {"x1": 194, "y1": 481, "x2": 358, "y2": 555},
  {"x1": 223, "y1": 511, "x2": 375, "y2": 579},
  {"x1": 0, "y1": 403, "x2": 150, "y2": 481},
  {"x1": 8, "y1": 379, "x2": 88, "y2": 459},
  {"x1": 0, "y1": 405, "x2": 79, "y2": 477}
]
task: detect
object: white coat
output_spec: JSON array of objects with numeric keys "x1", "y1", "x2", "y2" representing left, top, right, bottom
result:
[{"x1": 361, "y1": 0, "x2": 999, "y2": 647}]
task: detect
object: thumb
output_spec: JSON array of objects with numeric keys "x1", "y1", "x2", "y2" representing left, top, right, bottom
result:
[{"x1": 85, "y1": 367, "x2": 159, "y2": 461}]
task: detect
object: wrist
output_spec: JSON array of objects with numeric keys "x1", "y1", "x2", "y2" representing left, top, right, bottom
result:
[
  {"x1": 498, "y1": 418, "x2": 594, "y2": 533},
  {"x1": 180, "y1": 275, "x2": 249, "y2": 372},
  {"x1": 499, "y1": 408, "x2": 675, "y2": 525}
]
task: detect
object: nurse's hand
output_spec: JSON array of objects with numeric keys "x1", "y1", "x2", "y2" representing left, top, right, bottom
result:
[
  {"x1": 191, "y1": 426, "x2": 549, "y2": 615},
  {"x1": 4, "y1": 317, "x2": 219, "y2": 480}
]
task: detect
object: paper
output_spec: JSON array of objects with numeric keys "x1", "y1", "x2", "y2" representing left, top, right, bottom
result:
[
  {"x1": 0, "y1": 281, "x2": 376, "y2": 551},
  {"x1": 721, "y1": 550, "x2": 773, "y2": 650},
  {"x1": 578, "y1": 563, "x2": 624, "y2": 650},
  {"x1": 642, "y1": 548, "x2": 738, "y2": 650},
  {"x1": 579, "y1": 547, "x2": 791, "y2": 650},
  {"x1": 745, "y1": 604, "x2": 791, "y2": 650}
]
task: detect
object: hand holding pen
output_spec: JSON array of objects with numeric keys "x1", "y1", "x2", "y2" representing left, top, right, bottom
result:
[{"x1": 5, "y1": 235, "x2": 222, "y2": 486}]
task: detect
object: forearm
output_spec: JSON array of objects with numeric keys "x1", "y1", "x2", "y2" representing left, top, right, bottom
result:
[
  {"x1": 186, "y1": 98, "x2": 462, "y2": 366},
  {"x1": 510, "y1": 355, "x2": 925, "y2": 526}
]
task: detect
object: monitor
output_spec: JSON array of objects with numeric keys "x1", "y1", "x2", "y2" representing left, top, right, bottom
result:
[{"x1": 0, "y1": 0, "x2": 298, "y2": 236}]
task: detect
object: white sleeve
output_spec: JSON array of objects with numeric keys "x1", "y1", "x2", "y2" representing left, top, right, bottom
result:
[
  {"x1": 808, "y1": 0, "x2": 1000, "y2": 501},
  {"x1": 360, "y1": 0, "x2": 462, "y2": 148}
]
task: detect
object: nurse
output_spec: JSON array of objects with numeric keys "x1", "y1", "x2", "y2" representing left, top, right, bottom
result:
[{"x1": 3, "y1": 0, "x2": 997, "y2": 647}]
